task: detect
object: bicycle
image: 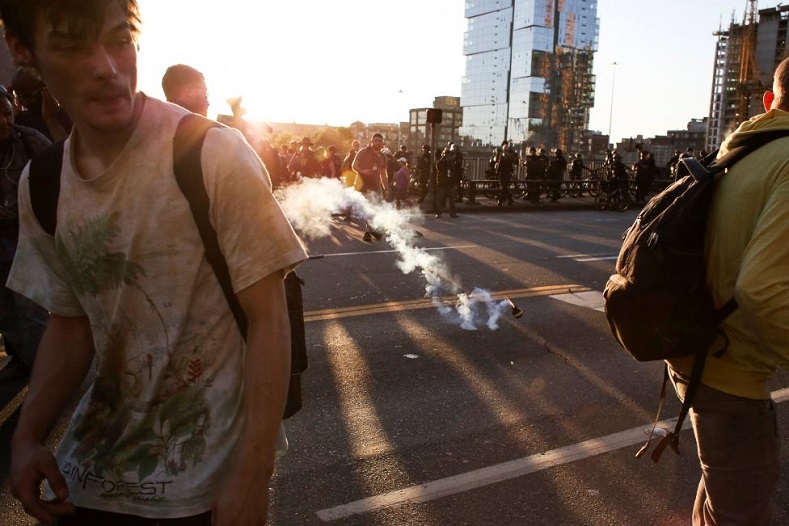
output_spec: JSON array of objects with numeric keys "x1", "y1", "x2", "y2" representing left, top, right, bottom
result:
[{"x1": 594, "y1": 178, "x2": 630, "y2": 212}]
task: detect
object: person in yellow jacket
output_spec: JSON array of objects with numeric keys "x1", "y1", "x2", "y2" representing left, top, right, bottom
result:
[{"x1": 667, "y1": 58, "x2": 789, "y2": 525}]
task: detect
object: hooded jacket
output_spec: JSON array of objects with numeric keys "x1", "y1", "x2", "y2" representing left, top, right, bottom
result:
[{"x1": 668, "y1": 109, "x2": 789, "y2": 399}]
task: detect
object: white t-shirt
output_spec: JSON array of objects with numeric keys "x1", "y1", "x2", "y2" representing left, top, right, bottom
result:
[{"x1": 8, "y1": 96, "x2": 307, "y2": 517}]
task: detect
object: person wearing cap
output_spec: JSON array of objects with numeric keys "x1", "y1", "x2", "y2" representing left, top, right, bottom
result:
[
  {"x1": 287, "y1": 136, "x2": 321, "y2": 178},
  {"x1": 393, "y1": 157, "x2": 412, "y2": 209}
]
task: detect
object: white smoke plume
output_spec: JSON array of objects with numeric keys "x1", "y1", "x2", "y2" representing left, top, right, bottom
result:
[{"x1": 275, "y1": 178, "x2": 518, "y2": 330}]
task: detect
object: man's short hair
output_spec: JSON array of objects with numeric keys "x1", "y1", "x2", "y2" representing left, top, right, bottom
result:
[
  {"x1": 162, "y1": 64, "x2": 205, "y2": 100},
  {"x1": 0, "y1": 0, "x2": 142, "y2": 49},
  {"x1": 773, "y1": 57, "x2": 789, "y2": 110},
  {"x1": 372, "y1": 133, "x2": 384, "y2": 140}
]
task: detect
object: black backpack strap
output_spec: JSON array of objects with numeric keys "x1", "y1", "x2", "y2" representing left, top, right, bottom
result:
[
  {"x1": 28, "y1": 141, "x2": 66, "y2": 236},
  {"x1": 172, "y1": 114, "x2": 249, "y2": 339},
  {"x1": 173, "y1": 114, "x2": 307, "y2": 418}
]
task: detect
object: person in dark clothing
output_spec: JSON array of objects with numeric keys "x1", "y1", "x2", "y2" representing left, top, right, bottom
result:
[
  {"x1": 496, "y1": 141, "x2": 517, "y2": 206},
  {"x1": 255, "y1": 136, "x2": 288, "y2": 188},
  {"x1": 611, "y1": 153, "x2": 630, "y2": 199},
  {"x1": 415, "y1": 144, "x2": 432, "y2": 203},
  {"x1": 633, "y1": 150, "x2": 653, "y2": 203},
  {"x1": 10, "y1": 67, "x2": 71, "y2": 142},
  {"x1": 666, "y1": 149, "x2": 681, "y2": 180},
  {"x1": 0, "y1": 86, "x2": 51, "y2": 381},
  {"x1": 287, "y1": 137, "x2": 321, "y2": 178},
  {"x1": 447, "y1": 143, "x2": 464, "y2": 202},
  {"x1": 434, "y1": 149, "x2": 459, "y2": 219},
  {"x1": 320, "y1": 145, "x2": 342, "y2": 179},
  {"x1": 395, "y1": 144, "x2": 411, "y2": 166},
  {"x1": 523, "y1": 147, "x2": 543, "y2": 202},
  {"x1": 546, "y1": 148, "x2": 567, "y2": 202},
  {"x1": 569, "y1": 152, "x2": 587, "y2": 181}
]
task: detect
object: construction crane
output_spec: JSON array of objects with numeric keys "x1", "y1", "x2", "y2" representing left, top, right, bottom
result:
[{"x1": 736, "y1": 0, "x2": 762, "y2": 124}]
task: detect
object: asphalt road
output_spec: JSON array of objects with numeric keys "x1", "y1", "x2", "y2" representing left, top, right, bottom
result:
[{"x1": 1, "y1": 206, "x2": 788, "y2": 525}]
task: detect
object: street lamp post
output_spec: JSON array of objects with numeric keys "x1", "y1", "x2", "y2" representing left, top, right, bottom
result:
[{"x1": 608, "y1": 61, "x2": 618, "y2": 146}]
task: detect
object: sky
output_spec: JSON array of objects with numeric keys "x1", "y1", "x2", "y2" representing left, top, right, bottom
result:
[{"x1": 135, "y1": 0, "x2": 772, "y2": 144}]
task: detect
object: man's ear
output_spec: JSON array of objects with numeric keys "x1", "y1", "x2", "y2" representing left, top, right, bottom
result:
[
  {"x1": 763, "y1": 90, "x2": 775, "y2": 113},
  {"x1": 4, "y1": 33, "x2": 36, "y2": 68}
]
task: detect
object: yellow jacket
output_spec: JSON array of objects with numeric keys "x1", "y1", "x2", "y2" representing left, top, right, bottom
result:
[{"x1": 668, "y1": 109, "x2": 789, "y2": 399}]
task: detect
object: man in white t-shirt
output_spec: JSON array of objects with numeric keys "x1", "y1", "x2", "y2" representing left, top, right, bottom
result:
[{"x1": 0, "y1": 1, "x2": 307, "y2": 525}]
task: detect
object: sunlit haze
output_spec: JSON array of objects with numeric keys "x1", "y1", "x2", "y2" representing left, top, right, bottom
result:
[
  {"x1": 136, "y1": 0, "x2": 773, "y2": 143},
  {"x1": 136, "y1": 0, "x2": 466, "y2": 127}
]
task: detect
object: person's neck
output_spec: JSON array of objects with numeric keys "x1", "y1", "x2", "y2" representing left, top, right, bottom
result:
[{"x1": 73, "y1": 93, "x2": 144, "y2": 180}]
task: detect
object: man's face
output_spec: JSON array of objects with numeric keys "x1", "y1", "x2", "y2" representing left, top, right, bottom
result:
[
  {"x1": 11, "y1": 73, "x2": 44, "y2": 111},
  {"x1": 0, "y1": 98, "x2": 14, "y2": 141},
  {"x1": 173, "y1": 81, "x2": 209, "y2": 117},
  {"x1": 352, "y1": 140, "x2": 360, "y2": 150},
  {"x1": 372, "y1": 136, "x2": 384, "y2": 151},
  {"x1": 18, "y1": 2, "x2": 139, "y2": 134}
]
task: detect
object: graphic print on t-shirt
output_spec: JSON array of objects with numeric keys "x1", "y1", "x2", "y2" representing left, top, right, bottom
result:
[{"x1": 58, "y1": 212, "x2": 213, "y2": 498}]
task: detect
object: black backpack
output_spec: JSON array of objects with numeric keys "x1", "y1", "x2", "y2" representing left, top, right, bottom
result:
[
  {"x1": 603, "y1": 129, "x2": 789, "y2": 462},
  {"x1": 28, "y1": 113, "x2": 308, "y2": 419}
]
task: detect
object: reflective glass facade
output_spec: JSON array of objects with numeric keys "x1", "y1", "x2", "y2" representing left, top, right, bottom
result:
[{"x1": 461, "y1": 0, "x2": 599, "y2": 149}]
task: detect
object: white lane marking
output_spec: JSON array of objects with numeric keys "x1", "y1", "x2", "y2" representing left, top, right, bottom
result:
[
  {"x1": 575, "y1": 256, "x2": 618, "y2": 262},
  {"x1": 316, "y1": 388, "x2": 789, "y2": 522},
  {"x1": 321, "y1": 245, "x2": 477, "y2": 257},
  {"x1": 554, "y1": 253, "x2": 618, "y2": 262},
  {"x1": 554, "y1": 253, "x2": 614, "y2": 259},
  {"x1": 549, "y1": 290, "x2": 606, "y2": 312}
]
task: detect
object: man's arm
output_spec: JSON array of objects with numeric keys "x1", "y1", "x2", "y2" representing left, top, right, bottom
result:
[
  {"x1": 10, "y1": 314, "x2": 94, "y2": 524},
  {"x1": 351, "y1": 148, "x2": 368, "y2": 174},
  {"x1": 212, "y1": 270, "x2": 290, "y2": 526}
]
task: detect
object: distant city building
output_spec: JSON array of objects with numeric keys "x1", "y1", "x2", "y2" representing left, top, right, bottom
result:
[
  {"x1": 408, "y1": 96, "x2": 463, "y2": 155},
  {"x1": 616, "y1": 118, "x2": 708, "y2": 167},
  {"x1": 707, "y1": 3, "x2": 789, "y2": 151},
  {"x1": 459, "y1": 0, "x2": 599, "y2": 152}
]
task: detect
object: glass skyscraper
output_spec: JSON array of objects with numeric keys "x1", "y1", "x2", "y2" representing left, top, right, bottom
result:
[{"x1": 460, "y1": 0, "x2": 599, "y2": 150}]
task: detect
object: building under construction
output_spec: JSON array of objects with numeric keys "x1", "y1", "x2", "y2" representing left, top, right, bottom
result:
[{"x1": 707, "y1": 1, "x2": 789, "y2": 150}]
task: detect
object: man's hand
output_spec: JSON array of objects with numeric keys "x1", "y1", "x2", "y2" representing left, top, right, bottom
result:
[
  {"x1": 10, "y1": 439, "x2": 74, "y2": 524},
  {"x1": 211, "y1": 460, "x2": 272, "y2": 525}
]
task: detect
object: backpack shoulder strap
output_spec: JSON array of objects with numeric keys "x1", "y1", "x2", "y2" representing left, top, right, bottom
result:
[
  {"x1": 28, "y1": 141, "x2": 66, "y2": 236},
  {"x1": 173, "y1": 113, "x2": 249, "y2": 339}
]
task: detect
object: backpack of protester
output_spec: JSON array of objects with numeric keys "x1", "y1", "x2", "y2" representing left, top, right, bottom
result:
[
  {"x1": 27, "y1": 113, "x2": 308, "y2": 419},
  {"x1": 603, "y1": 129, "x2": 789, "y2": 462}
]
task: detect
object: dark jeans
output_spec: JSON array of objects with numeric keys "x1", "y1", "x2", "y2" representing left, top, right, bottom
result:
[
  {"x1": 435, "y1": 185, "x2": 457, "y2": 215},
  {"x1": 0, "y1": 261, "x2": 48, "y2": 369},
  {"x1": 498, "y1": 176, "x2": 513, "y2": 204},
  {"x1": 671, "y1": 373, "x2": 779, "y2": 526},
  {"x1": 58, "y1": 508, "x2": 212, "y2": 526}
]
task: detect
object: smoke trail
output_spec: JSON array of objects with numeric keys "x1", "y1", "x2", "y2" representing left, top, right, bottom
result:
[{"x1": 276, "y1": 178, "x2": 517, "y2": 330}]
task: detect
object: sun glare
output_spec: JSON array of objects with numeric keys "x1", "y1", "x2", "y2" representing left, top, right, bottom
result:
[{"x1": 135, "y1": 0, "x2": 464, "y2": 127}]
